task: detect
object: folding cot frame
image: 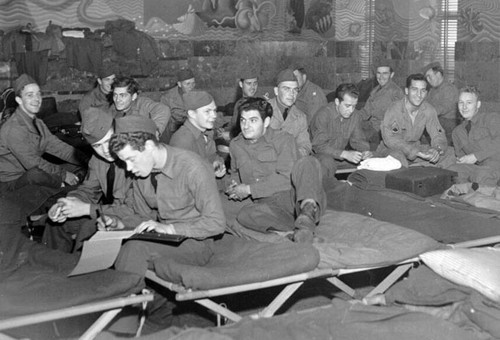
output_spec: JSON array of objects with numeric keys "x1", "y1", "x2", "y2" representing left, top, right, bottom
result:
[
  {"x1": 0, "y1": 292, "x2": 154, "y2": 340},
  {"x1": 145, "y1": 235, "x2": 500, "y2": 326}
]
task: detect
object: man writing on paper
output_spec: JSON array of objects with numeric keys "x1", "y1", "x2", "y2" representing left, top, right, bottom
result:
[{"x1": 105, "y1": 116, "x2": 226, "y2": 277}]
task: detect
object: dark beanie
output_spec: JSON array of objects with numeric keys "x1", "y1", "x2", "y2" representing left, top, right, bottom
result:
[
  {"x1": 422, "y1": 61, "x2": 442, "y2": 74},
  {"x1": 114, "y1": 115, "x2": 157, "y2": 135},
  {"x1": 183, "y1": 91, "x2": 214, "y2": 110},
  {"x1": 14, "y1": 74, "x2": 36, "y2": 95},
  {"x1": 98, "y1": 64, "x2": 118, "y2": 79},
  {"x1": 275, "y1": 69, "x2": 297, "y2": 85},
  {"x1": 81, "y1": 107, "x2": 114, "y2": 144},
  {"x1": 177, "y1": 69, "x2": 195, "y2": 82},
  {"x1": 239, "y1": 68, "x2": 258, "y2": 80}
]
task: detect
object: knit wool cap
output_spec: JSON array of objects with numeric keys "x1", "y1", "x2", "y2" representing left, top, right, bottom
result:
[
  {"x1": 98, "y1": 64, "x2": 118, "y2": 79},
  {"x1": 114, "y1": 115, "x2": 157, "y2": 135},
  {"x1": 177, "y1": 69, "x2": 195, "y2": 82},
  {"x1": 183, "y1": 91, "x2": 214, "y2": 110},
  {"x1": 81, "y1": 107, "x2": 114, "y2": 144},
  {"x1": 422, "y1": 61, "x2": 442, "y2": 74},
  {"x1": 240, "y1": 68, "x2": 258, "y2": 80},
  {"x1": 275, "y1": 68, "x2": 297, "y2": 85},
  {"x1": 14, "y1": 74, "x2": 36, "y2": 95}
]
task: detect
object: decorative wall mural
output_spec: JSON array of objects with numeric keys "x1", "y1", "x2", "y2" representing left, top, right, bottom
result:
[
  {"x1": 0, "y1": 0, "x2": 349, "y2": 42},
  {"x1": 374, "y1": 0, "x2": 440, "y2": 61},
  {"x1": 457, "y1": 0, "x2": 500, "y2": 42},
  {"x1": 305, "y1": 0, "x2": 334, "y2": 37},
  {"x1": 335, "y1": 0, "x2": 365, "y2": 41}
]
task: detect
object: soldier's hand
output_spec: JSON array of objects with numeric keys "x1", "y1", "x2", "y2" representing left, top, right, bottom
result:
[
  {"x1": 64, "y1": 171, "x2": 79, "y2": 186},
  {"x1": 135, "y1": 220, "x2": 176, "y2": 234},
  {"x1": 341, "y1": 150, "x2": 363, "y2": 164},
  {"x1": 213, "y1": 160, "x2": 226, "y2": 178},
  {"x1": 48, "y1": 202, "x2": 66, "y2": 223},
  {"x1": 58, "y1": 197, "x2": 91, "y2": 218},
  {"x1": 97, "y1": 215, "x2": 125, "y2": 231}
]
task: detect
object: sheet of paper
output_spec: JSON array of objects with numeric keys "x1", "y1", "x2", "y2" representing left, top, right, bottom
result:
[{"x1": 69, "y1": 230, "x2": 135, "y2": 276}]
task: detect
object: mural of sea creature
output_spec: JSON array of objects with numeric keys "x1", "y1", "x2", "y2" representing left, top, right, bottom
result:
[
  {"x1": 418, "y1": 0, "x2": 438, "y2": 20},
  {"x1": 196, "y1": 0, "x2": 237, "y2": 28},
  {"x1": 305, "y1": 0, "x2": 334, "y2": 35},
  {"x1": 234, "y1": 0, "x2": 276, "y2": 32},
  {"x1": 173, "y1": 4, "x2": 206, "y2": 35},
  {"x1": 287, "y1": 0, "x2": 304, "y2": 33},
  {"x1": 459, "y1": 7, "x2": 484, "y2": 36}
]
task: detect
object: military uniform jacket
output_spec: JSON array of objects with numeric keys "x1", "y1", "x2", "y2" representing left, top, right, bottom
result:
[
  {"x1": 310, "y1": 102, "x2": 369, "y2": 159},
  {"x1": 361, "y1": 80, "x2": 404, "y2": 129},
  {"x1": 268, "y1": 97, "x2": 311, "y2": 157},
  {"x1": 0, "y1": 107, "x2": 80, "y2": 182},
  {"x1": 229, "y1": 128, "x2": 298, "y2": 199},
  {"x1": 452, "y1": 111, "x2": 500, "y2": 167},
  {"x1": 111, "y1": 96, "x2": 171, "y2": 134},
  {"x1": 380, "y1": 98, "x2": 447, "y2": 161},
  {"x1": 295, "y1": 80, "x2": 327, "y2": 124}
]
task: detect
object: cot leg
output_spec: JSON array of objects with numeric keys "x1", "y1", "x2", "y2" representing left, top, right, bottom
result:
[
  {"x1": 258, "y1": 281, "x2": 304, "y2": 318},
  {"x1": 364, "y1": 263, "x2": 413, "y2": 298},
  {"x1": 195, "y1": 299, "x2": 242, "y2": 324},
  {"x1": 79, "y1": 308, "x2": 122, "y2": 340},
  {"x1": 326, "y1": 277, "x2": 356, "y2": 297}
]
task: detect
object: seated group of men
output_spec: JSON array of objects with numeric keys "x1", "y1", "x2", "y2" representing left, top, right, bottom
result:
[{"x1": 1, "y1": 60, "x2": 500, "y2": 280}]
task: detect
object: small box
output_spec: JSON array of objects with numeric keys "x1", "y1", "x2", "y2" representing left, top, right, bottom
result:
[{"x1": 385, "y1": 167, "x2": 457, "y2": 197}]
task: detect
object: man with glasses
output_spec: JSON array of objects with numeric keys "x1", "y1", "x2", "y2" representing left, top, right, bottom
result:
[{"x1": 268, "y1": 68, "x2": 311, "y2": 157}]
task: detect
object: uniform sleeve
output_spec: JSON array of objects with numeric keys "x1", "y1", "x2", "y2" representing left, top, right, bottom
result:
[
  {"x1": 433, "y1": 84, "x2": 458, "y2": 117},
  {"x1": 359, "y1": 89, "x2": 376, "y2": 120},
  {"x1": 40, "y1": 122, "x2": 83, "y2": 166},
  {"x1": 96, "y1": 180, "x2": 158, "y2": 229},
  {"x1": 142, "y1": 98, "x2": 171, "y2": 134},
  {"x1": 295, "y1": 116, "x2": 312, "y2": 157},
  {"x1": 310, "y1": 108, "x2": 343, "y2": 159},
  {"x1": 349, "y1": 113, "x2": 370, "y2": 152},
  {"x1": 169, "y1": 128, "x2": 196, "y2": 153},
  {"x1": 5, "y1": 124, "x2": 66, "y2": 180},
  {"x1": 392, "y1": 87, "x2": 405, "y2": 102},
  {"x1": 67, "y1": 156, "x2": 103, "y2": 204},
  {"x1": 229, "y1": 140, "x2": 242, "y2": 185},
  {"x1": 161, "y1": 92, "x2": 186, "y2": 125},
  {"x1": 425, "y1": 108, "x2": 448, "y2": 152},
  {"x1": 451, "y1": 127, "x2": 465, "y2": 158},
  {"x1": 309, "y1": 89, "x2": 327, "y2": 121},
  {"x1": 78, "y1": 93, "x2": 92, "y2": 115},
  {"x1": 472, "y1": 114, "x2": 500, "y2": 162},
  {"x1": 171, "y1": 166, "x2": 226, "y2": 238}
]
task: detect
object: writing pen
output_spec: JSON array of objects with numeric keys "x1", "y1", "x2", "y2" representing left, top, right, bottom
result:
[{"x1": 96, "y1": 205, "x2": 110, "y2": 230}]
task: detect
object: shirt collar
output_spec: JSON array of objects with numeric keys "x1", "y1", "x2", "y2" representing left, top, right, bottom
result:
[{"x1": 184, "y1": 119, "x2": 203, "y2": 138}]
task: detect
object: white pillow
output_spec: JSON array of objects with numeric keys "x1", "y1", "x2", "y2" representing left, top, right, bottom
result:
[{"x1": 420, "y1": 247, "x2": 500, "y2": 302}]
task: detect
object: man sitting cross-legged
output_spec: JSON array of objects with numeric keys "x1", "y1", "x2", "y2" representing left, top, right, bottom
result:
[{"x1": 226, "y1": 97, "x2": 326, "y2": 243}]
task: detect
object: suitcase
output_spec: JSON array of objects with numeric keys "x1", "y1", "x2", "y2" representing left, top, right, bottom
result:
[{"x1": 385, "y1": 167, "x2": 457, "y2": 197}]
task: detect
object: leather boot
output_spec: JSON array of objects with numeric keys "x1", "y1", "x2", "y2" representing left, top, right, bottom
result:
[{"x1": 293, "y1": 201, "x2": 318, "y2": 243}]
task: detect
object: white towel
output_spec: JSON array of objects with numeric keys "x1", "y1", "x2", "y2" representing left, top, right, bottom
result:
[{"x1": 357, "y1": 155, "x2": 402, "y2": 171}]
